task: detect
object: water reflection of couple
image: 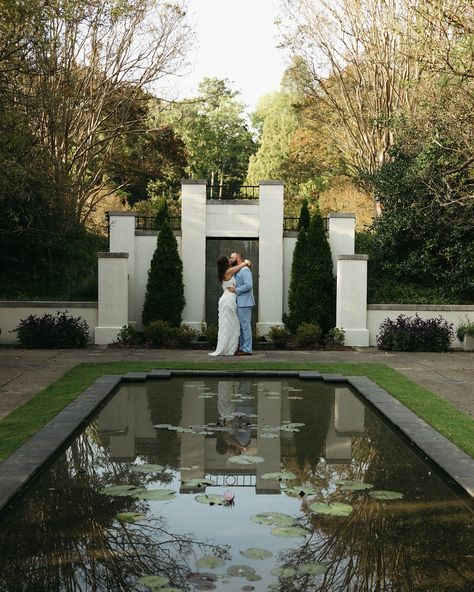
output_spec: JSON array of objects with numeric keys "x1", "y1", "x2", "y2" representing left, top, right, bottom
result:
[
  {"x1": 215, "y1": 381, "x2": 252, "y2": 456},
  {"x1": 208, "y1": 251, "x2": 255, "y2": 356}
]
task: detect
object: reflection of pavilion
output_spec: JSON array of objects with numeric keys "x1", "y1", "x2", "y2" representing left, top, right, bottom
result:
[{"x1": 97, "y1": 381, "x2": 366, "y2": 491}]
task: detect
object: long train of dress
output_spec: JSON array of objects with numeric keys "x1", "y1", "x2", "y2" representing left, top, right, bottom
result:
[{"x1": 208, "y1": 278, "x2": 240, "y2": 356}]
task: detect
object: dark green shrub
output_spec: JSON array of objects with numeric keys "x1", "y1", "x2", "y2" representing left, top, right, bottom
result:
[
  {"x1": 175, "y1": 324, "x2": 198, "y2": 347},
  {"x1": 269, "y1": 326, "x2": 291, "y2": 348},
  {"x1": 295, "y1": 322, "x2": 322, "y2": 347},
  {"x1": 144, "y1": 320, "x2": 178, "y2": 347},
  {"x1": 325, "y1": 327, "x2": 345, "y2": 347},
  {"x1": 114, "y1": 325, "x2": 145, "y2": 346},
  {"x1": 204, "y1": 324, "x2": 218, "y2": 348},
  {"x1": 142, "y1": 218, "x2": 185, "y2": 326},
  {"x1": 13, "y1": 311, "x2": 90, "y2": 348},
  {"x1": 456, "y1": 320, "x2": 474, "y2": 341},
  {"x1": 287, "y1": 209, "x2": 335, "y2": 333},
  {"x1": 376, "y1": 314, "x2": 454, "y2": 352}
]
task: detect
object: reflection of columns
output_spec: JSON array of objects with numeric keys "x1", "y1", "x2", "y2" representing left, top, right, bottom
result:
[
  {"x1": 334, "y1": 388, "x2": 365, "y2": 435},
  {"x1": 180, "y1": 382, "x2": 206, "y2": 493},
  {"x1": 257, "y1": 181, "x2": 284, "y2": 335},
  {"x1": 256, "y1": 381, "x2": 282, "y2": 494},
  {"x1": 181, "y1": 180, "x2": 207, "y2": 331},
  {"x1": 98, "y1": 386, "x2": 135, "y2": 461},
  {"x1": 325, "y1": 397, "x2": 352, "y2": 464}
]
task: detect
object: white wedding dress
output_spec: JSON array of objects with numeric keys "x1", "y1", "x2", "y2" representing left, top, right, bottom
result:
[{"x1": 208, "y1": 278, "x2": 240, "y2": 356}]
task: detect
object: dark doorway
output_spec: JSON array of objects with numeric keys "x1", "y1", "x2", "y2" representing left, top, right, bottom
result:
[{"x1": 206, "y1": 238, "x2": 259, "y2": 327}]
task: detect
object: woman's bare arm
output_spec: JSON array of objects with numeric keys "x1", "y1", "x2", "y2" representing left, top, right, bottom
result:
[{"x1": 223, "y1": 259, "x2": 251, "y2": 280}]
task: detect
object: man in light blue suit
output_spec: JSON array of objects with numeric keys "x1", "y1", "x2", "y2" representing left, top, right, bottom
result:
[{"x1": 230, "y1": 251, "x2": 255, "y2": 355}]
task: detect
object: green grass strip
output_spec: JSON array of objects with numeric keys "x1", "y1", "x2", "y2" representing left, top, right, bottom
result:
[{"x1": 0, "y1": 361, "x2": 473, "y2": 462}]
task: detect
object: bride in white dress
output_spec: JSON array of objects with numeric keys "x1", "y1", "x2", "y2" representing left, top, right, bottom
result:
[{"x1": 208, "y1": 255, "x2": 252, "y2": 356}]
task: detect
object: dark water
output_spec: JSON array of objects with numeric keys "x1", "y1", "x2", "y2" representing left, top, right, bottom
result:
[{"x1": 0, "y1": 378, "x2": 472, "y2": 592}]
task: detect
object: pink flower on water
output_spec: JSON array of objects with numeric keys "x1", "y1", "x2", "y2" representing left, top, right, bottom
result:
[{"x1": 223, "y1": 490, "x2": 235, "y2": 506}]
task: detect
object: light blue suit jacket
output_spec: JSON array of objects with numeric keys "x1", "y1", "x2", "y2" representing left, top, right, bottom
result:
[{"x1": 235, "y1": 267, "x2": 255, "y2": 308}]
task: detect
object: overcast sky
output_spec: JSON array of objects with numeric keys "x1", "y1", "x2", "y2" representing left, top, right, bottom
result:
[{"x1": 164, "y1": 0, "x2": 287, "y2": 113}]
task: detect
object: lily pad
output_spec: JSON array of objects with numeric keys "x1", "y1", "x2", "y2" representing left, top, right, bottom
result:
[
  {"x1": 250, "y1": 512, "x2": 295, "y2": 526},
  {"x1": 153, "y1": 424, "x2": 172, "y2": 429},
  {"x1": 131, "y1": 464, "x2": 164, "y2": 473},
  {"x1": 369, "y1": 490, "x2": 404, "y2": 500},
  {"x1": 261, "y1": 471, "x2": 296, "y2": 482},
  {"x1": 287, "y1": 396, "x2": 303, "y2": 400},
  {"x1": 195, "y1": 494, "x2": 226, "y2": 506},
  {"x1": 187, "y1": 572, "x2": 216, "y2": 590},
  {"x1": 297, "y1": 563, "x2": 328, "y2": 575},
  {"x1": 227, "y1": 565, "x2": 256, "y2": 578},
  {"x1": 240, "y1": 547, "x2": 273, "y2": 560},
  {"x1": 137, "y1": 575, "x2": 169, "y2": 588},
  {"x1": 228, "y1": 455, "x2": 265, "y2": 465},
  {"x1": 309, "y1": 502, "x2": 353, "y2": 516},
  {"x1": 271, "y1": 566, "x2": 297, "y2": 577},
  {"x1": 284, "y1": 486, "x2": 317, "y2": 498},
  {"x1": 335, "y1": 480, "x2": 373, "y2": 491},
  {"x1": 99, "y1": 484, "x2": 144, "y2": 497},
  {"x1": 271, "y1": 526, "x2": 308, "y2": 538},
  {"x1": 181, "y1": 478, "x2": 216, "y2": 488},
  {"x1": 260, "y1": 433, "x2": 279, "y2": 439},
  {"x1": 116, "y1": 511, "x2": 146, "y2": 523},
  {"x1": 196, "y1": 555, "x2": 226, "y2": 569},
  {"x1": 132, "y1": 489, "x2": 176, "y2": 501}
]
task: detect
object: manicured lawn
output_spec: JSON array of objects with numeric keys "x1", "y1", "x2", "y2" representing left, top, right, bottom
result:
[{"x1": 0, "y1": 361, "x2": 473, "y2": 462}]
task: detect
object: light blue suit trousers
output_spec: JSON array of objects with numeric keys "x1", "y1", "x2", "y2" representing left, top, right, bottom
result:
[{"x1": 235, "y1": 267, "x2": 255, "y2": 353}]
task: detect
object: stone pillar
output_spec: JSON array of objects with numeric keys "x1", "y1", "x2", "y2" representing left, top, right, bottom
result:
[
  {"x1": 181, "y1": 180, "x2": 207, "y2": 331},
  {"x1": 257, "y1": 181, "x2": 284, "y2": 336},
  {"x1": 336, "y1": 254, "x2": 369, "y2": 347},
  {"x1": 108, "y1": 212, "x2": 136, "y2": 325},
  {"x1": 95, "y1": 252, "x2": 129, "y2": 345},
  {"x1": 328, "y1": 213, "x2": 356, "y2": 274}
]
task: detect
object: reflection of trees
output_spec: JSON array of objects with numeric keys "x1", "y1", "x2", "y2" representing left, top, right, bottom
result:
[
  {"x1": 270, "y1": 409, "x2": 474, "y2": 592},
  {"x1": 0, "y1": 426, "x2": 229, "y2": 592}
]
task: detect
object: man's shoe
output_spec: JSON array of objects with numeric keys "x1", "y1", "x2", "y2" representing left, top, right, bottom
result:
[{"x1": 235, "y1": 350, "x2": 252, "y2": 356}]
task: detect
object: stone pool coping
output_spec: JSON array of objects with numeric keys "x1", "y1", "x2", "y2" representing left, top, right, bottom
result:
[{"x1": 0, "y1": 369, "x2": 473, "y2": 514}]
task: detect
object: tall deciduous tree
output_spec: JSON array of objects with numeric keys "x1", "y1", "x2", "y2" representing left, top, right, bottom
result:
[
  {"x1": 142, "y1": 219, "x2": 185, "y2": 326},
  {"x1": 165, "y1": 77, "x2": 256, "y2": 190},
  {"x1": 280, "y1": 0, "x2": 431, "y2": 214},
  {"x1": 2, "y1": 0, "x2": 191, "y2": 229}
]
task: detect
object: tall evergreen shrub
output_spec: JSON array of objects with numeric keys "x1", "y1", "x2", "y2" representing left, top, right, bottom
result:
[
  {"x1": 287, "y1": 209, "x2": 335, "y2": 333},
  {"x1": 142, "y1": 218, "x2": 185, "y2": 326}
]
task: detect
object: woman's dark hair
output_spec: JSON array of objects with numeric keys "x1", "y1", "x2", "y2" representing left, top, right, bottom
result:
[{"x1": 217, "y1": 256, "x2": 230, "y2": 282}]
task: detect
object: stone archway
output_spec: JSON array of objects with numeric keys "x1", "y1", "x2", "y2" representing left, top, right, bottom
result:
[{"x1": 205, "y1": 238, "x2": 259, "y2": 327}]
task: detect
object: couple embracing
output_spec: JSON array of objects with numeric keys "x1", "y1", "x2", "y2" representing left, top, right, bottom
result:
[{"x1": 209, "y1": 251, "x2": 255, "y2": 356}]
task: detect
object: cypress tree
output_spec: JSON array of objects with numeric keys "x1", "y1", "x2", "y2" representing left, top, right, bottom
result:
[
  {"x1": 154, "y1": 198, "x2": 170, "y2": 230},
  {"x1": 297, "y1": 199, "x2": 310, "y2": 230},
  {"x1": 287, "y1": 209, "x2": 335, "y2": 333},
  {"x1": 142, "y1": 218, "x2": 185, "y2": 327}
]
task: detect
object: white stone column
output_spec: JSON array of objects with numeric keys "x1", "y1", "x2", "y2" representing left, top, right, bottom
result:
[
  {"x1": 328, "y1": 213, "x2": 356, "y2": 274},
  {"x1": 257, "y1": 180, "x2": 284, "y2": 336},
  {"x1": 95, "y1": 252, "x2": 129, "y2": 345},
  {"x1": 108, "y1": 212, "x2": 136, "y2": 325},
  {"x1": 336, "y1": 254, "x2": 370, "y2": 346},
  {"x1": 181, "y1": 180, "x2": 207, "y2": 330}
]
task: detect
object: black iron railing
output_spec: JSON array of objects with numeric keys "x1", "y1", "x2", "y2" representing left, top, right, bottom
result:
[
  {"x1": 283, "y1": 217, "x2": 329, "y2": 232},
  {"x1": 206, "y1": 184, "x2": 259, "y2": 200},
  {"x1": 135, "y1": 216, "x2": 181, "y2": 231}
]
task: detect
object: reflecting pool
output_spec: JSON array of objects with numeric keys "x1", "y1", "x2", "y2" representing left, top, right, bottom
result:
[{"x1": 0, "y1": 378, "x2": 472, "y2": 592}]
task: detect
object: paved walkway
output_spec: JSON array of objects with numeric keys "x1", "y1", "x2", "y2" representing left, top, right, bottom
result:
[{"x1": 0, "y1": 346, "x2": 473, "y2": 420}]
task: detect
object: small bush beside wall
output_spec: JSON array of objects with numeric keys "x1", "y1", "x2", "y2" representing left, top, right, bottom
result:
[
  {"x1": 13, "y1": 312, "x2": 90, "y2": 348},
  {"x1": 377, "y1": 314, "x2": 453, "y2": 352}
]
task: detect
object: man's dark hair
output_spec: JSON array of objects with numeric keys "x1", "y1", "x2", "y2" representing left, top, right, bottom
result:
[{"x1": 233, "y1": 251, "x2": 245, "y2": 261}]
